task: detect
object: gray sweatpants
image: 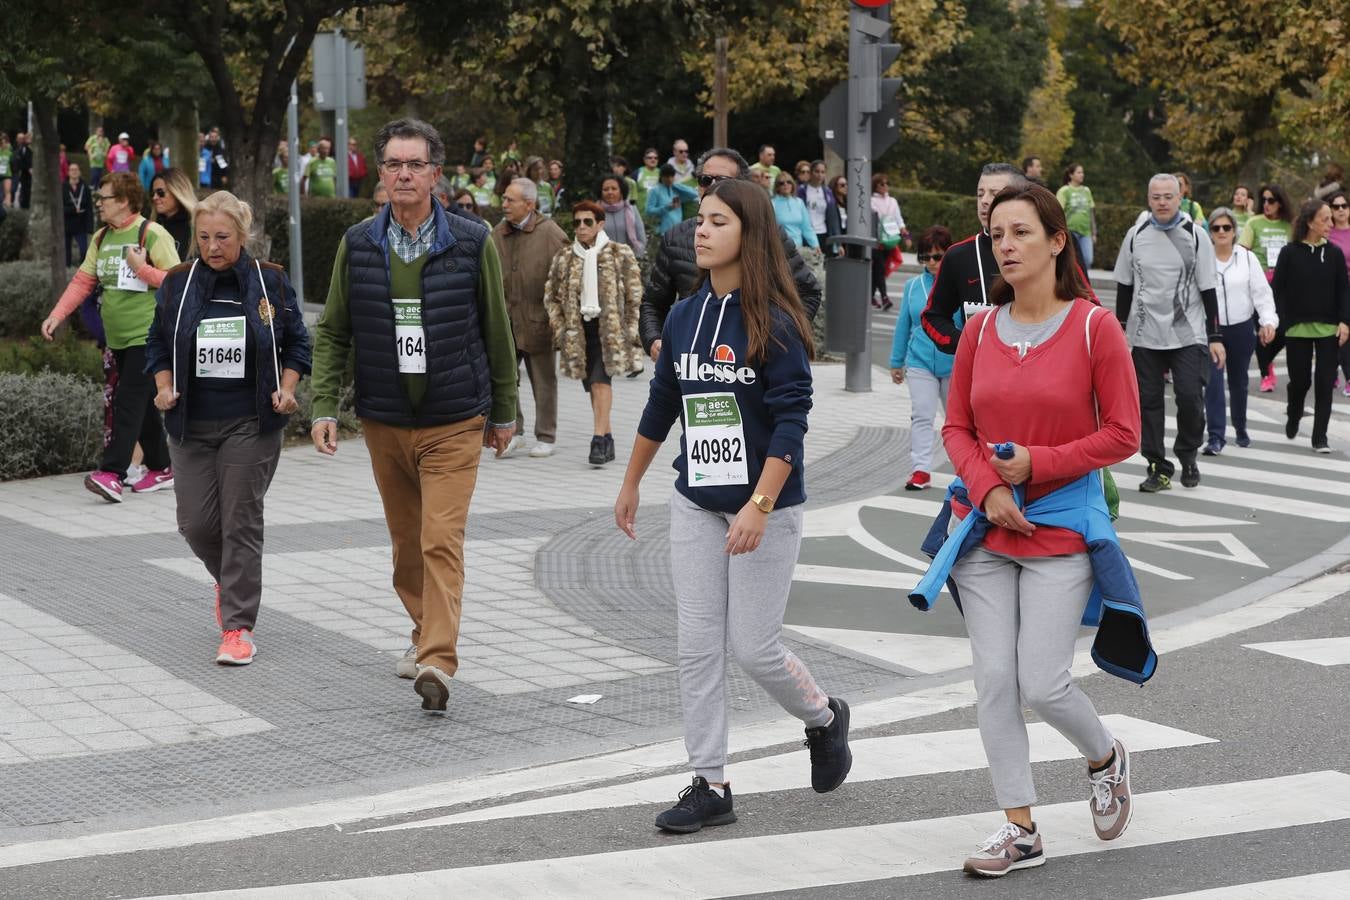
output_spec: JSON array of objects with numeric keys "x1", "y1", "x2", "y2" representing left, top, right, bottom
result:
[
  {"x1": 906, "y1": 367, "x2": 949, "y2": 472},
  {"x1": 670, "y1": 492, "x2": 832, "y2": 783},
  {"x1": 168, "y1": 416, "x2": 283, "y2": 632},
  {"x1": 951, "y1": 546, "x2": 1115, "y2": 809}
]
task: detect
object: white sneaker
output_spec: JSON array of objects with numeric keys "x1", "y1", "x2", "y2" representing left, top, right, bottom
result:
[
  {"x1": 497, "y1": 435, "x2": 524, "y2": 458},
  {"x1": 395, "y1": 645, "x2": 420, "y2": 679},
  {"x1": 528, "y1": 441, "x2": 555, "y2": 458}
]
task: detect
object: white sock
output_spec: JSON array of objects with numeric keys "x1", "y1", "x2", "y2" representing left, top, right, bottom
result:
[{"x1": 708, "y1": 783, "x2": 725, "y2": 797}]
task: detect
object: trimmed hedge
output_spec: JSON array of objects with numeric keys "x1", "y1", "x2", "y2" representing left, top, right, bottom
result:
[
  {"x1": 0, "y1": 372, "x2": 102, "y2": 481},
  {"x1": 0, "y1": 261, "x2": 55, "y2": 338},
  {"x1": 0, "y1": 334, "x2": 103, "y2": 383},
  {"x1": 0, "y1": 209, "x2": 28, "y2": 262},
  {"x1": 266, "y1": 197, "x2": 376, "y2": 309}
]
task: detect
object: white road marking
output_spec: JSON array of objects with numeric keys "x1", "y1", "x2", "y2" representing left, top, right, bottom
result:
[
  {"x1": 784, "y1": 626, "x2": 971, "y2": 674},
  {"x1": 793, "y1": 565, "x2": 916, "y2": 589},
  {"x1": 1118, "y1": 532, "x2": 1267, "y2": 568},
  {"x1": 364, "y1": 715, "x2": 1213, "y2": 833},
  {"x1": 1243, "y1": 636, "x2": 1350, "y2": 667},
  {"x1": 1105, "y1": 466, "x2": 1350, "y2": 521},
  {"x1": 1118, "y1": 454, "x2": 1350, "y2": 497},
  {"x1": 1141, "y1": 870, "x2": 1350, "y2": 899},
  {"x1": 1212, "y1": 444, "x2": 1350, "y2": 475},
  {"x1": 138, "y1": 772, "x2": 1350, "y2": 899}
]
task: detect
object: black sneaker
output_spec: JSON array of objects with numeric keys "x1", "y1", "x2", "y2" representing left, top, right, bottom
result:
[
  {"x1": 804, "y1": 696, "x2": 853, "y2": 793},
  {"x1": 1286, "y1": 417, "x2": 1299, "y2": 440},
  {"x1": 654, "y1": 776, "x2": 736, "y2": 833},
  {"x1": 588, "y1": 435, "x2": 607, "y2": 466},
  {"x1": 1138, "y1": 464, "x2": 1171, "y2": 493},
  {"x1": 604, "y1": 433, "x2": 615, "y2": 462},
  {"x1": 1313, "y1": 441, "x2": 1332, "y2": 454},
  {"x1": 1180, "y1": 462, "x2": 1200, "y2": 488}
]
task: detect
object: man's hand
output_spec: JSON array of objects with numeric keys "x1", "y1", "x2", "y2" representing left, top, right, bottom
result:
[
  {"x1": 1209, "y1": 340, "x2": 1226, "y2": 368},
  {"x1": 484, "y1": 422, "x2": 517, "y2": 457},
  {"x1": 649, "y1": 339, "x2": 662, "y2": 363},
  {"x1": 311, "y1": 420, "x2": 338, "y2": 456},
  {"x1": 986, "y1": 442, "x2": 1031, "y2": 485}
]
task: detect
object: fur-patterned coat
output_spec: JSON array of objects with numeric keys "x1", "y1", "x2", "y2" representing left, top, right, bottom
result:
[{"x1": 543, "y1": 241, "x2": 644, "y2": 380}]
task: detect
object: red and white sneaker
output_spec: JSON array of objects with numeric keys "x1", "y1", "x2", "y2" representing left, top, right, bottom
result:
[
  {"x1": 216, "y1": 629, "x2": 256, "y2": 665},
  {"x1": 904, "y1": 470, "x2": 931, "y2": 491},
  {"x1": 84, "y1": 470, "x2": 123, "y2": 503},
  {"x1": 129, "y1": 468, "x2": 174, "y2": 493},
  {"x1": 962, "y1": 821, "x2": 1045, "y2": 877}
]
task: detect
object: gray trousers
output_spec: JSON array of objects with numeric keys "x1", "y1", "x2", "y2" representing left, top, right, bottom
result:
[
  {"x1": 906, "y1": 367, "x2": 949, "y2": 472},
  {"x1": 669, "y1": 492, "x2": 831, "y2": 782},
  {"x1": 951, "y1": 546, "x2": 1115, "y2": 809},
  {"x1": 168, "y1": 417, "x2": 283, "y2": 632}
]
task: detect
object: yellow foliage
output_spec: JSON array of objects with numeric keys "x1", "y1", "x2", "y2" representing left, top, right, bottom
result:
[{"x1": 1018, "y1": 41, "x2": 1075, "y2": 170}]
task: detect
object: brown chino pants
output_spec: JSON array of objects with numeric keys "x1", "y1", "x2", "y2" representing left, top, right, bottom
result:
[{"x1": 363, "y1": 415, "x2": 485, "y2": 676}]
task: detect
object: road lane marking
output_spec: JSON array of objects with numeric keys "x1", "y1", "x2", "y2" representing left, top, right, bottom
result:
[
  {"x1": 784, "y1": 626, "x2": 971, "y2": 674},
  {"x1": 1243, "y1": 636, "x2": 1350, "y2": 666},
  {"x1": 1118, "y1": 454, "x2": 1350, "y2": 497},
  {"x1": 1142, "y1": 870, "x2": 1350, "y2": 899},
  {"x1": 1118, "y1": 532, "x2": 1267, "y2": 568},
  {"x1": 364, "y1": 715, "x2": 1214, "y2": 833}
]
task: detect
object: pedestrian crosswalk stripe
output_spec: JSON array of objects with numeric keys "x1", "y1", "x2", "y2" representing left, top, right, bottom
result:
[
  {"x1": 1117, "y1": 454, "x2": 1350, "y2": 497},
  {"x1": 1205, "y1": 444, "x2": 1350, "y2": 475},
  {"x1": 1243, "y1": 636, "x2": 1350, "y2": 667},
  {"x1": 1104, "y1": 469, "x2": 1350, "y2": 521},
  {"x1": 1117, "y1": 532, "x2": 1267, "y2": 568},
  {"x1": 793, "y1": 564, "x2": 921, "y2": 589},
  {"x1": 364, "y1": 714, "x2": 1214, "y2": 834},
  {"x1": 1141, "y1": 869, "x2": 1350, "y2": 899},
  {"x1": 151, "y1": 772, "x2": 1350, "y2": 899},
  {"x1": 785, "y1": 626, "x2": 971, "y2": 674}
]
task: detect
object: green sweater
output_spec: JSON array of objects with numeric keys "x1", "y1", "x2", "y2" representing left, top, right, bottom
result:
[{"x1": 311, "y1": 233, "x2": 518, "y2": 425}]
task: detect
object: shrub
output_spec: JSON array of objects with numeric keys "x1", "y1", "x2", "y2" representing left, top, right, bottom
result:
[
  {"x1": 0, "y1": 261, "x2": 55, "y2": 338},
  {"x1": 0, "y1": 209, "x2": 28, "y2": 262},
  {"x1": 0, "y1": 372, "x2": 103, "y2": 481},
  {"x1": 0, "y1": 334, "x2": 103, "y2": 383},
  {"x1": 266, "y1": 196, "x2": 375, "y2": 309}
]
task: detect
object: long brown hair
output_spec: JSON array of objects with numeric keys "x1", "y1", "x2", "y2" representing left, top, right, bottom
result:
[
  {"x1": 986, "y1": 184, "x2": 1091, "y2": 305},
  {"x1": 700, "y1": 179, "x2": 815, "y2": 362}
]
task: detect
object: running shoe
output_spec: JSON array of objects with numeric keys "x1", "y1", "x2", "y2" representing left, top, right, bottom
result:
[
  {"x1": 84, "y1": 471, "x2": 123, "y2": 503},
  {"x1": 588, "y1": 436, "x2": 607, "y2": 467},
  {"x1": 216, "y1": 629, "x2": 256, "y2": 665},
  {"x1": 1138, "y1": 464, "x2": 1171, "y2": 493},
  {"x1": 528, "y1": 441, "x2": 555, "y2": 458},
  {"x1": 414, "y1": 665, "x2": 454, "y2": 711},
  {"x1": 962, "y1": 821, "x2": 1045, "y2": 877},
  {"x1": 395, "y1": 644, "x2": 420, "y2": 679},
  {"x1": 1088, "y1": 739, "x2": 1133, "y2": 841},
  {"x1": 1260, "y1": 363, "x2": 1277, "y2": 392},
  {"x1": 1343, "y1": 383, "x2": 1350, "y2": 398},
  {"x1": 129, "y1": 467, "x2": 174, "y2": 493},
  {"x1": 1201, "y1": 439, "x2": 1222, "y2": 456},
  {"x1": 1313, "y1": 442, "x2": 1332, "y2": 454},
  {"x1": 904, "y1": 471, "x2": 931, "y2": 491},
  {"x1": 1235, "y1": 433, "x2": 1251, "y2": 448},
  {"x1": 1180, "y1": 462, "x2": 1200, "y2": 488},
  {"x1": 804, "y1": 697, "x2": 852, "y2": 793},
  {"x1": 655, "y1": 776, "x2": 736, "y2": 834}
]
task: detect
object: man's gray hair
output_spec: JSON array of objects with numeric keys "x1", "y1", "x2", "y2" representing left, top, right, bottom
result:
[
  {"x1": 513, "y1": 177, "x2": 538, "y2": 204},
  {"x1": 978, "y1": 162, "x2": 1027, "y2": 188},
  {"x1": 374, "y1": 118, "x2": 446, "y2": 167},
  {"x1": 1149, "y1": 173, "x2": 1181, "y2": 192},
  {"x1": 696, "y1": 148, "x2": 750, "y2": 179},
  {"x1": 432, "y1": 177, "x2": 452, "y2": 201}
]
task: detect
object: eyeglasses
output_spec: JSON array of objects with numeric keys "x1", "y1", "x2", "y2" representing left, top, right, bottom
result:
[
  {"x1": 776, "y1": 180, "x2": 794, "y2": 188},
  {"x1": 644, "y1": 155, "x2": 658, "y2": 161},
  {"x1": 674, "y1": 148, "x2": 689, "y2": 155},
  {"x1": 1210, "y1": 223, "x2": 1234, "y2": 232},
  {"x1": 1262, "y1": 196, "x2": 1278, "y2": 204},
  {"x1": 93, "y1": 194, "x2": 114, "y2": 204},
  {"x1": 456, "y1": 202, "x2": 476, "y2": 211},
  {"x1": 917, "y1": 253, "x2": 944, "y2": 262},
  {"x1": 152, "y1": 189, "x2": 168, "y2": 198},
  {"x1": 573, "y1": 218, "x2": 597, "y2": 227},
  {"x1": 697, "y1": 173, "x2": 732, "y2": 189},
  {"x1": 380, "y1": 159, "x2": 432, "y2": 174}
]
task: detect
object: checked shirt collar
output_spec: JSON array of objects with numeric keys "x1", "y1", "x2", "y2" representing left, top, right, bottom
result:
[{"x1": 387, "y1": 209, "x2": 436, "y2": 264}]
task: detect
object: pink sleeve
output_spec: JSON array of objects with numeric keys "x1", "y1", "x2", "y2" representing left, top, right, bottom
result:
[
  {"x1": 941, "y1": 311, "x2": 1005, "y2": 510},
  {"x1": 1027, "y1": 312, "x2": 1142, "y2": 482},
  {"x1": 134, "y1": 261, "x2": 166, "y2": 288},
  {"x1": 47, "y1": 271, "x2": 100, "y2": 323}
]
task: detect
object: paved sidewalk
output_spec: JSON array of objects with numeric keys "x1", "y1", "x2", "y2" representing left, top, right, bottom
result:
[{"x1": 0, "y1": 361, "x2": 916, "y2": 841}]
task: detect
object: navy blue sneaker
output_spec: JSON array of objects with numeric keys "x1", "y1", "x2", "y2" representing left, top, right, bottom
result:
[
  {"x1": 805, "y1": 696, "x2": 853, "y2": 793},
  {"x1": 655, "y1": 777, "x2": 736, "y2": 833}
]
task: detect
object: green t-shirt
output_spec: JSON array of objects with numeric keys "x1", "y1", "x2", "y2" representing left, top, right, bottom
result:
[
  {"x1": 1239, "y1": 216, "x2": 1292, "y2": 271},
  {"x1": 1056, "y1": 185, "x2": 1094, "y2": 237},
  {"x1": 1232, "y1": 210, "x2": 1253, "y2": 231},
  {"x1": 0, "y1": 149, "x2": 10, "y2": 177},
  {"x1": 536, "y1": 180, "x2": 555, "y2": 216},
  {"x1": 78, "y1": 217, "x2": 182, "y2": 350},
  {"x1": 749, "y1": 162, "x2": 781, "y2": 184},
  {"x1": 306, "y1": 156, "x2": 338, "y2": 197},
  {"x1": 273, "y1": 167, "x2": 288, "y2": 194},
  {"x1": 85, "y1": 135, "x2": 109, "y2": 166},
  {"x1": 1286, "y1": 322, "x2": 1338, "y2": 338},
  {"x1": 469, "y1": 184, "x2": 493, "y2": 208}
]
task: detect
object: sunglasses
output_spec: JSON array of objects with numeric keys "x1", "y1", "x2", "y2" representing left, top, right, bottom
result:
[
  {"x1": 1210, "y1": 223, "x2": 1234, "y2": 232},
  {"x1": 1332, "y1": 203, "x2": 1349, "y2": 210},
  {"x1": 917, "y1": 253, "x2": 944, "y2": 262},
  {"x1": 1262, "y1": 196, "x2": 1278, "y2": 204},
  {"x1": 697, "y1": 173, "x2": 732, "y2": 189},
  {"x1": 456, "y1": 202, "x2": 475, "y2": 211},
  {"x1": 152, "y1": 188, "x2": 168, "y2": 198},
  {"x1": 573, "y1": 218, "x2": 597, "y2": 227},
  {"x1": 776, "y1": 180, "x2": 794, "y2": 187}
]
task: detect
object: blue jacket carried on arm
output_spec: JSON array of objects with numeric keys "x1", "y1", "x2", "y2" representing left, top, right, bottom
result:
[{"x1": 909, "y1": 471, "x2": 1157, "y2": 685}]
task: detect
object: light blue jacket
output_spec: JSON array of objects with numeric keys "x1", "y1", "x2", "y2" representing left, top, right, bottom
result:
[
  {"x1": 646, "y1": 181, "x2": 699, "y2": 236},
  {"x1": 890, "y1": 272, "x2": 957, "y2": 376},
  {"x1": 909, "y1": 472, "x2": 1157, "y2": 685},
  {"x1": 138, "y1": 149, "x2": 169, "y2": 193},
  {"x1": 771, "y1": 194, "x2": 819, "y2": 250}
]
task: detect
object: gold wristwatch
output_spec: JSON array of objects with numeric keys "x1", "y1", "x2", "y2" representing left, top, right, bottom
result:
[{"x1": 750, "y1": 493, "x2": 775, "y2": 513}]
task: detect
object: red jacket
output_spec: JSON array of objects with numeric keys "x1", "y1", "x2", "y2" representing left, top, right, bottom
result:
[
  {"x1": 348, "y1": 150, "x2": 368, "y2": 180},
  {"x1": 943, "y1": 299, "x2": 1140, "y2": 557}
]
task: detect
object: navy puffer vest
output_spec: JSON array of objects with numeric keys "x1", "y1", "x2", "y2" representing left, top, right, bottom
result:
[{"x1": 345, "y1": 204, "x2": 493, "y2": 427}]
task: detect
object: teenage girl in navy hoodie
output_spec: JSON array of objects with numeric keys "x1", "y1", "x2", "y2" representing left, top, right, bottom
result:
[{"x1": 615, "y1": 179, "x2": 852, "y2": 834}]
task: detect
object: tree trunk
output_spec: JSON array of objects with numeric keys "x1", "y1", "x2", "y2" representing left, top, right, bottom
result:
[
  {"x1": 29, "y1": 97, "x2": 66, "y2": 305},
  {"x1": 160, "y1": 100, "x2": 200, "y2": 190},
  {"x1": 562, "y1": 82, "x2": 612, "y2": 204}
]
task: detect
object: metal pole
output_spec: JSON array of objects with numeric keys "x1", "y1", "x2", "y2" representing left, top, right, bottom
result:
[
  {"x1": 288, "y1": 79, "x2": 305, "y2": 315},
  {"x1": 845, "y1": 6, "x2": 873, "y2": 393},
  {"x1": 334, "y1": 31, "x2": 350, "y2": 199}
]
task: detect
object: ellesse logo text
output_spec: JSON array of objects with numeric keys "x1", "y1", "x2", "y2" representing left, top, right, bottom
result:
[{"x1": 675, "y1": 352, "x2": 757, "y2": 385}]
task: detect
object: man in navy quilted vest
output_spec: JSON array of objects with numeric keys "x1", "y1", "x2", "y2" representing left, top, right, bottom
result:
[{"x1": 310, "y1": 118, "x2": 519, "y2": 713}]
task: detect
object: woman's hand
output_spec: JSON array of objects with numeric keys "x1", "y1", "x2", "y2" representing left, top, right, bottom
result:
[
  {"x1": 615, "y1": 485, "x2": 640, "y2": 539},
  {"x1": 725, "y1": 502, "x2": 768, "y2": 555},
  {"x1": 982, "y1": 486, "x2": 1034, "y2": 536},
  {"x1": 271, "y1": 388, "x2": 298, "y2": 414},
  {"x1": 1339, "y1": 323, "x2": 1349, "y2": 347},
  {"x1": 154, "y1": 385, "x2": 179, "y2": 411},
  {"x1": 40, "y1": 317, "x2": 60, "y2": 341},
  {"x1": 986, "y1": 441, "x2": 1032, "y2": 485},
  {"x1": 125, "y1": 246, "x2": 147, "y2": 272},
  {"x1": 891, "y1": 367, "x2": 905, "y2": 384},
  {"x1": 1259, "y1": 324, "x2": 1276, "y2": 346}
]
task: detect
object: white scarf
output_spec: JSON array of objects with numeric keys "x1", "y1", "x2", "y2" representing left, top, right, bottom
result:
[{"x1": 573, "y1": 229, "x2": 609, "y2": 321}]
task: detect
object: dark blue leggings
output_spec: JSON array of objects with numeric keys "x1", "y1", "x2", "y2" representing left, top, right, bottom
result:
[{"x1": 1204, "y1": 320, "x2": 1258, "y2": 444}]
